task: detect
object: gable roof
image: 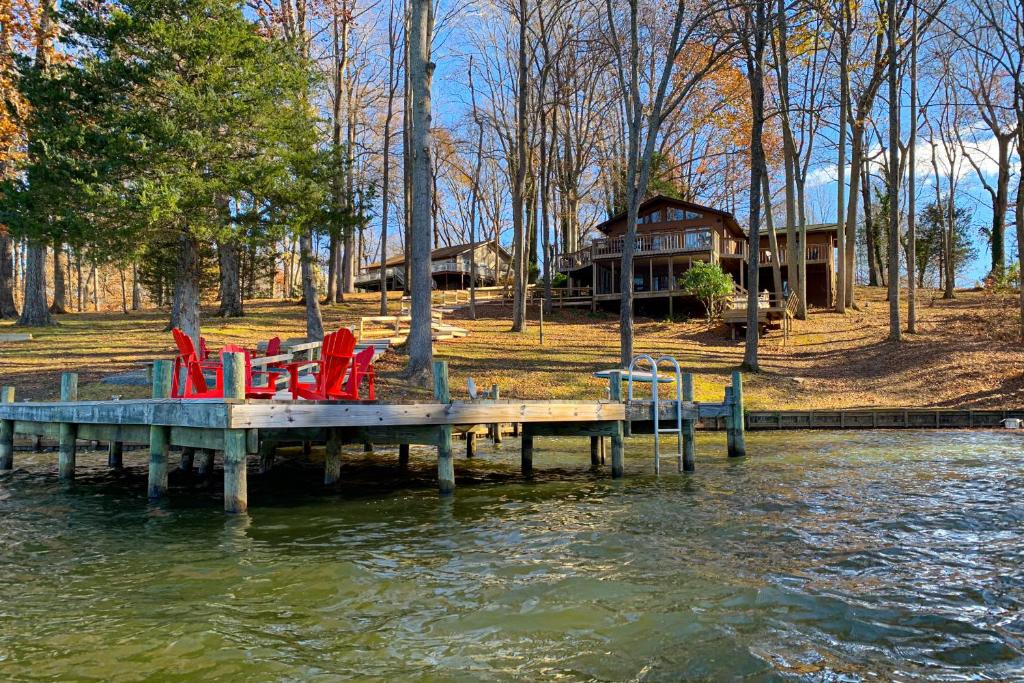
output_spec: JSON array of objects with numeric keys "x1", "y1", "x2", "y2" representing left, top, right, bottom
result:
[
  {"x1": 595, "y1": 195, "x2": 744, "y2": 236},
  {"x1": 367, "y1": 240, "x2": 510, "y2": 270}
]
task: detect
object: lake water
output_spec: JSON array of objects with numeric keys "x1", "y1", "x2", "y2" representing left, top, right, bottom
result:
[{"x1": 0, "y1": 430, "x2": 1022, "y2": 681}]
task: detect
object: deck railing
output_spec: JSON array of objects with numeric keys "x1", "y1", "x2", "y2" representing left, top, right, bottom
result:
[
  {"x1": 556, "y1": 228, "x2": 767, "y2": 274},
  {"x1": 719, "y1": 237, "x2": 747, "y2": 258},
  {"x1": 758, "y1": 244, "x2": 829, "y2": 266},
  {"x1": 592, "y1": 229, "x2": 714, "y2": 259},
  {"x1": 557, "y1": 248, "x2": 592, "y2": 272}
]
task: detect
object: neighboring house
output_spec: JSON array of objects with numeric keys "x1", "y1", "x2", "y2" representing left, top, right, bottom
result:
[
  {"x1": 555, "y1": 194, "x2": 838, "y2": 309},
  {"x1": 357, "y1": 241, "x2": 513, "y2": 291}
]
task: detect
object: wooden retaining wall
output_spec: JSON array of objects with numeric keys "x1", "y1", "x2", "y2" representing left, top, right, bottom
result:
[{"x1": 743, "y1": 408, "x2": 1024, "y2": 430}]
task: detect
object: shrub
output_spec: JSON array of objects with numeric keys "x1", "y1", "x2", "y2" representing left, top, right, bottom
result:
[{"x1": 677, "y1": 261, "x2": 735, "y2": 322}]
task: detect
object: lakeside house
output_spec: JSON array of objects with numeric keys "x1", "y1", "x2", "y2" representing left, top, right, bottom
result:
[
  {"x1": 357, "y1": 241, "x2": 513, "y2": 291},
  {"x1": 555, "y1": 195, "x2": 839, "y2": 310}
]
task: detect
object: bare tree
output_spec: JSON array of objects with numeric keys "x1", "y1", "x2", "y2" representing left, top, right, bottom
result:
[
  {"x1": 732, "y1": 0, "x2": 772, "y2": 371},
  {"x1": 379, "y1": 0, "x2": 401, "y2": 315},
  {"x1": 906, "y1": 0, "x2": 918, "y2": 333},
  {"x1": 405, "y1": 0, "x2": 434, "y2": 382},
  {"x1": 886, "y1": 0, "x2": 901, "y2": 340},
  {"x1": 604, "y1": 0, "x2": 735, "y2": 366}
]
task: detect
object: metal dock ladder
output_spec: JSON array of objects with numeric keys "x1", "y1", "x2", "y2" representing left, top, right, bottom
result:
[{"x1": 628, "y1": 354, "x2": 684, "y2": 474}]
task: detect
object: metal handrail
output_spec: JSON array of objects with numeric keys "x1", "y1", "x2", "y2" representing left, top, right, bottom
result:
[{"x1": 628, "y1": 354, "x2": 684, "y2": 474}]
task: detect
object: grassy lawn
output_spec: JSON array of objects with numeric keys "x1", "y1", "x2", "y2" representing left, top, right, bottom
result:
[{"x1": 1, "y1": 286, "x2": 1021, "y2": 408}]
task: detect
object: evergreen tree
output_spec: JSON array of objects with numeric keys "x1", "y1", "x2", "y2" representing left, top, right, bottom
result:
[{"x1": 3, "y1": 0, "x2": 323, "y2": 341}]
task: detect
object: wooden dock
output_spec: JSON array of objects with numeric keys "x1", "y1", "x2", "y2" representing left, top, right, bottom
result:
[
  {"x1": 0, "y1": 357, "x2": 752, "y2": 513},
  {"x1": 5, "y1": 358, "x2": 1014, "y2": 515}
]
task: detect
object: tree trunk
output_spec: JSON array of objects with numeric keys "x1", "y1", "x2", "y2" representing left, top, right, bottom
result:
[
  {"x1": 380, "y1": 4, "x2": 398, "y2": 316},
  {"x1": 299, "y1": 232, "x2": 324, "y2": 340},
  {"x1": 1016, "y1": 124, "x2": 1024, "y2": 337},
  {"x1": 0, "y1": 231, "x2": 18, "y2": 318},
  {"x1": 16, "y1": 242, "x2": 52, "y2": 326},
  {"x1": 171, "y1": 232, "x2": 202, "y2": 347},
  {"x1": 132, "y1": 263, "x2": 141, "y2": 310},
  {"x1": 468, "y1": 55, "x2": 483, "y2": 320},
  {"x1": 119, "y1": 269, "x2": 128, "y2": 314},
  {"x1": 862, "y1": 162, "x2": 882, "y2": 286},
  {"x1": 906, "y1": 0, "x2": 917, "y2": 333},
  {"x1": 761, "y1": 176, "x2": 784, "y2": 301},
  {"x1": 775, "y1": 0, "x2": 799, "y2": 304},
  {"x1": 326, "y1": 235, "x2": 339, "y2": 304},
  {"x1": 405, "y1": 0, "x2": 434, "y2": 382},
  {"x1": 834, "y1": 13, "x2": 850, "y2": 314},
  {"x1": 743, "y1": 1, "x2": 768, "y2": 372},
  {"x1": 402, "y1": 3, "x2": 413, "y2": 297},
  {"x1": 217, "y1": 241, "x2": 244, "y2": 317},
  {"x1": 990, "y1": 134, "x2": 1010, "y2": 277},
  {"x1": 844, "y1": 121, "x2": 865, "y2": 310},
  {"x1": 943, "y1": 176, "x2": 956, "y2": 299},
  {"x1": 510, "y1": 0, "x2": 529, "y2": 333},
  {"x1": 50, "y1": 241, "x2": 68, "y2": 313},
  {"x1": 886, "y1": 0, "x2": 900, "y2": 341}
]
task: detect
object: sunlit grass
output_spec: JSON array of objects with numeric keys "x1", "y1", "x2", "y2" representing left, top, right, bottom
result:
[{"x1": 2, "y1": 286, "x2": 1020, "y2": 408}]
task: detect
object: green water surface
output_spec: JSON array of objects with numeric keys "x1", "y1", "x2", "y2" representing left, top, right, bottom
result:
[{"x1": 0, "y1": 430, "x2": 1021, "y2": 681}]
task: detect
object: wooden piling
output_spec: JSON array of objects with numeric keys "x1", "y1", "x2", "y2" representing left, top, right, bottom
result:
[
  {"x1": 147, "y1": 361, "x2": 172, "y2": 498},
  {"x1": 490, "y1": 385, "x2": 502, "y2": 444},
  {"x1": 108, "y1": 441, "x2": 124, "y2": 470},
  {"x1": 258, "y1": 441, "x2": 275, "y2": 474},
  {"x1": 521, "y1": 425, "x2": 534, "y2": 475},
  {"x1": 729, "y1": 371, "x2": 746, "y2": 457},
  {"x1": 325, "y1": 429, "x2": 342, "y2": 485},
  {"x1": 196, "y1": 449, "x2": 214, "y2": 477},
  {"x1": 610, "y1": 421, "x2": 624, "y2": 478},
  {"x1": 0, "y1": 386, "x2": 14, "y2": 471},
  {"x1": 434, "y1": 361, "x2": 455, "y2": 494},
  {"x1": 222, "y1": 352, "x2": 248, "y2": 513},
  {"x1": 725, "y1": 386, "x2": 735, "y2": 454},
  {"x1": 682, "y1": 372, "x2": 695, "y2": 472},
  {"x1": 398, "y1": 443, "x2": 410, "y2": 468},
  {"x1": 466, "y1": 431, "x2": 477, "y2": 458},
  {"x1": 58, "y1": 373, "x2": 79, "y2": 482},
  {"x1": 178, "y1": 446, "x2": 195, "y2": 473},
  {"x1": 590, "y1": 435, "x2": 600, "y2": 469},
  {"x1": 608, "y1": 371, "x2": 624, "y2": 477}
]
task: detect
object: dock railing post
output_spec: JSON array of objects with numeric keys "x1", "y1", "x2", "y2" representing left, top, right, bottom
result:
[
  {"x1": 729, "y1": 371, "x2": 746, "y2": 457},
  {"x1": 682, "y1": 372, "x2": 696, "y2": 472},
  {"x1": 222, "y1": 352, "x2": 248, "y2": 513},
  {"x1": 608, "y1": 370, "x2": 624, "y2": 478},
  {"x1": 147, "y1": 361, "x2": 172, "y2": 498},
  {"x1": 0, "y1": 386, "x2": 15, "y2": 471},
  {"x1": 58, "y1": 373, "x2": 78, "y2": 482},
  {"x1": 433, "y1": 361, "x2": 455, "y2": 494},
  {"x1": 725, "y1": 386, "x2": 735, "y2": 454}
]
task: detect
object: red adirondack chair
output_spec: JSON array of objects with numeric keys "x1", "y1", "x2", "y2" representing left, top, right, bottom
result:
[
  {"x1": 172, "y1": 328, "x2": 222, "y2": 398},
  {"x1": 265, "y1": 337, "x2": 282, "y2": 356},
  {"x1": 335, "y1": 346, "x2": 376, "y2": 401},
  {"x1": 285, "y1": 329, "x2": 356, "y2": 400},
  {"x1": 220, "y1": 344, "x2": 287, "y2": 399}
]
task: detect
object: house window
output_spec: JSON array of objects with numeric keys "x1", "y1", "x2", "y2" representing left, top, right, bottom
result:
[{"x1": 668, "y1": 207, "x2": 702, "y2": 221}]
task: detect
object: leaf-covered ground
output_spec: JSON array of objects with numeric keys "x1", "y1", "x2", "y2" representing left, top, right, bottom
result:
[{"x1": 1, "y1": 286, "x2": 1020, "y2": 409}]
